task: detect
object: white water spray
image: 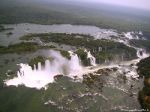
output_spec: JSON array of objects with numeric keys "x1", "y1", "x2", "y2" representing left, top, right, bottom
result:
[
  {"x1": 87, "y1": 51, "x2": 96, "y2": 66},
  {"x1": 84, "y1": 49, "x2": 96, "y2": 66},
  {"x1": 68, "y1": 51, "x2": 82, "y2": 72},
  {"x1": 5, "y1": 50, "x2": 83, "y2": 89},
  {"x1": 4, "y1": 31, "x2": 150, "y2": 89}
]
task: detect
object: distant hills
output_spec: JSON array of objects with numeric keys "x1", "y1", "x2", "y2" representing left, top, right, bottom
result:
[{"x1": 0, "y1": 0, "x2": 150, "y2": 35}]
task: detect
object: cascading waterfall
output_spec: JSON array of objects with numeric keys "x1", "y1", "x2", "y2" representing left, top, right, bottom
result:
[
  {"x1": 84, "y1": 49, "x2": 97, "y2": 66},
  {"x1": 5, "y1": 50, "x2": 83, "y2": 89},
  {"x1": 87, "y1": 51, "x2": 96, "y2": 66},
  {"x1": 68, "y1": 51, "x2": 82, "y2": 72},
  {"x1": 4, "y1": 31, "x2": 150, "y2": 89},
  {"x1": 136, "y1": 48, "x2": 149, "y2": 59},
  {"x1": 116, "y1": 31, "x2": 149, "y2": 60},
  {"x1": 116, "y1": 32, "x2": 149, "y2": 79},
  {"x1": 38, "y1": 62, "x2": 42, "y2": 71}
]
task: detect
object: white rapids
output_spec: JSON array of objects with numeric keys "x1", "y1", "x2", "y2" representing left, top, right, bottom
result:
[
  {"x1": 5, "y1": 50, "x2": 83, "y2": 89},
  {"x1": 4, "y1": 31, "x2": 149, "y2": 89}
]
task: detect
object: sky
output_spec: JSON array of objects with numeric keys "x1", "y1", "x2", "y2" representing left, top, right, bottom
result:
[{"x1": 69, "y1": 0, "x2": 150, "y2": 11}]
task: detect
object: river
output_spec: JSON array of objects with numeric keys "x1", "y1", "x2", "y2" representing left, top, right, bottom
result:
[{"x1": 0, "y1": 23, "x2": 148, "y2": 111}]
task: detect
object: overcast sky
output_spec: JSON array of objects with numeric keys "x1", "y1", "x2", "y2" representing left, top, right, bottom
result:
[{"x1": 69, "y1": 0, "x2": 150, "y2": 11}]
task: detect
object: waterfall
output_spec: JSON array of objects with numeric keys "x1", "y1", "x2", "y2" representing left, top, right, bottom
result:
[
  {"x1": 4, "y1": 31, "x2": 150, "y2": 90},
  {"x1": 5, "y1": 50, "x2": 83, "y2": 89},
  {"x1": 83, "y1": 49, "x2": 97, "y2": 66},
  {"x1": 136, "y1": 48, "x2": 149, "y2": 59},
  {"x1": 136, "y1": 49, "x2": 143, "y2": 58},
  {"x1": 37, "y1": 62, "x2": 42, "y2": 71},
  {"x1": 87, "y1": 51, "x2": 97, "y2": 66},
  {"x1": 69, "y1": 51, "x2": 82, "y2": 71}
]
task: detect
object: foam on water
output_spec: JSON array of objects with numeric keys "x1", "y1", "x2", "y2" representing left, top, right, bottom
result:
[
  {"x1": 4, "y1": 30, "x2": 150, "y2": 90},
  {"x1": 5, "y1": 50, "x2": 83, "y2": 89},
  {"x1": 5, "y1": 63, "x2": 55, "y2": 89}
]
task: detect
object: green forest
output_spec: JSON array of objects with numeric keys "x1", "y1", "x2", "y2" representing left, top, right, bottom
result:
[{"x1": 0, "y1": 0, "x2": 150, "y2": 35}]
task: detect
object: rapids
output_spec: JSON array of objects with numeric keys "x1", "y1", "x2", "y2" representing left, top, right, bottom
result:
[{"x1": 4, "y1": 28, "x2": 149, "y2": 90}]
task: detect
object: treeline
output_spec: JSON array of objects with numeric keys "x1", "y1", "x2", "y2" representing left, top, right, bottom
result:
[
  {"x1": 0, "y1": 0, "x2": 150, "y2": 34},
  {"x1": 0, "y1": 42, "x2": 55, "y2": 54},
  {"x1": 21, "y1": 33, "x2": 137, "y2": 64}
]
